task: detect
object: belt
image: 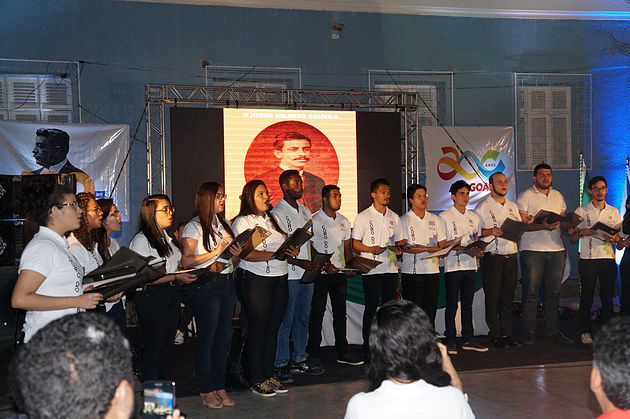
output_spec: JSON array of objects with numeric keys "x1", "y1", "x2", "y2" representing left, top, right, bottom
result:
[{"x1": 485, "y1": 253, "x2": 516, "y2": 258}]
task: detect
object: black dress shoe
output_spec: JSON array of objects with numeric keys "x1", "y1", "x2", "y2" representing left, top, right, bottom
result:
[
  {"x1": 505, "y1": 336, "x2": 521, "y2": 348},
  {"x1": 492, "y1": 337, "x2": 507, "y2": 349}
]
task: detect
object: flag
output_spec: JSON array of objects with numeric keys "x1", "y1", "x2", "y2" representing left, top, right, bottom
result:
[{"x1": 579, "y1": 153, "x2": 591, "y2": 206}]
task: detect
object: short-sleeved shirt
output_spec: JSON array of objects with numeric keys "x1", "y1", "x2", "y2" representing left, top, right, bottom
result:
[
  {"x1": 182, "y1": 215, "x2": 234, "y2": 273},
  {"x1": 352, "y1": 204, "x2": 404, "y2": 275},
  {"x1": 232, "y1": 213, "x2": 288, "y2": 276},
  {"x1": 311, "y1": 210, "x2": 351, "y2": 270},
  {"x1": 575, "y1": 202, "x2": 621, "y2": 260},
  {"x1": 474, "y1": 195, "x2": 520, "y2": 256},
  {"x1": 516, "y1": 185, "x2": 567, "y2": 252},
  {"x1": 18, "y1": 226, "x2": 84, "y2": 342},
  {"x1": 68, "y1": 234, "x2": 103, "y2": 275},
  {"x1": 400, "y1": 210, "x2": 445, "y2": 274},
  {"x1": 439, "y1": 206, "x2": 482, "y2": 273},
  {"x1": 129, "y1": 230, "x2": 181, "y2": 273},
  {"x1": 271, "y1": 198, "x2": 312, "y2": 280}
]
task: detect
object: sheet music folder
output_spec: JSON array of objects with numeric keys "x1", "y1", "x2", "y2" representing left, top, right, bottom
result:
[
  {"x1": 218, "y1": 226, "x2": 271, "y2": 260},
  {"x1": 272, "y1": 220, "x2": 314, "y2": 261},
  {"x1": 299, "y1": 249, "x2": 333, "y2": 284},
  {"x1": 82, "y1": 247, "x2": 166, "y2": 299}
]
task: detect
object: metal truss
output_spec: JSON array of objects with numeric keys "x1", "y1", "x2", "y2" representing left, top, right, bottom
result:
[{"x1": 145, "y1": 84, "x2": 421, "y2": 197}]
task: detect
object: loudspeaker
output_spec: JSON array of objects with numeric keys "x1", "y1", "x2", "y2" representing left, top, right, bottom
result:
[
  {"x1": 0, "y1": 220, "x2": 24, "y2": 266},
  {"x1": 0, "y1": 175, "x2": 20, "y2": 219}
]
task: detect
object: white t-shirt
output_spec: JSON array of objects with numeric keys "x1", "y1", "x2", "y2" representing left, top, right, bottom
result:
[
  {"x1": 271, "y1": 198, "x2": 312, "y2": 280},
  {"x1": 182, "y1": 215, "x2": 234, "y2": 273},
  {"x1": 68, "y1": 233, "x2": 103, "y2": 276},
  {"x1": 474, "y1": 195, "x2": 520, "y2": 256},
  {"x1": 311, "y1": 210, "x2": 352, "y2": 270},
  {"x1": 575, "y1": 202, "x2": 621, "y2": 260},
  {"x1": 352, "y1": 205, "x2": 403, "y2": 275},
  {"x1": 129, "y1": 230, "x2": 181, "y2": 273},
  {"x1": 439, "y1": 206, "x2": 482, "y2": 273},
  {"x1": 18, "y1": 227, "x2": 84, "y2": 342},
  {"x1": 232, "y1": 213, "x2": 289, "y2": 276},
  {"x1": 344, "y1": 379, "x2": 475, "y2": 419},
  {"x1": 516, "y1": 186, "x2": 567, "y2": 252},
  {"x1": 401, "y1": 210, "x2": 445, "y2": 274}
]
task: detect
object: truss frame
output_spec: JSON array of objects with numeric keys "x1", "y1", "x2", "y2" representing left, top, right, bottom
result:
[{"x1": 145, "y1": 84, "x2": 421, "y2": 198}]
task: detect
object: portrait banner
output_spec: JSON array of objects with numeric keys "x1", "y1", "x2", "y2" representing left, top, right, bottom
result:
[
  {"x1": 224, "y1": 109, "x2": 358, "y2": 222},
  {"x1": 423, "y1": 126, "x2": 515, "y2": 211},
  {"x1": 0, "y1": 121, "x2": 130, "y2": 220}
]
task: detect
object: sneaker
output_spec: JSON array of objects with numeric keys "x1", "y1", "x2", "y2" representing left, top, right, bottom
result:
[
  {"x1": 273, "y1": 365, "x2": 294, "y2": 384},
  {"x1": 337, "y1": 353, "x2": 365, "y2": 366},
  {"x1": 174, "y1": 330, "x2": 184, "y2": 345},
  {"x1": 523, "y1": 332, "x2": 536, "y2": 345},
  {"x1": 446, "y1": 340, "x2": 458, "y2": 355},
  {"x1": 251, "y1": 381, "x2": 276, "y2": 397},
  {"x1": 290, "y1": 360, "x2": 325, "y2": 376},
  {"x1": 491, "y1": 337, "x2": 507, "y2": 349},
  {"x1": 461, "y1": 340, "x2": 489, "y2": 352},
  {"x1": 548, "y1": 332, "x2": 573, "y2": 345},
  {"x1": 580, "y1": 333, "x2": 593, "y2": 345},
  {"x1": 266, "y1": 378, "x2": 288, "y2": 394},
  {"x1": 505, "y1": 336, "x2": 521, "y2": 348}
]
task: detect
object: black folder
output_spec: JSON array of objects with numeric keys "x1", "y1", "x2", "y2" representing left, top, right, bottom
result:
[
  {"x1": 272, "y1": 220, "x2": 314, "y2": 261},
  {"x1": 299, "y1": 249, "x2": 333, "y2": 284}
]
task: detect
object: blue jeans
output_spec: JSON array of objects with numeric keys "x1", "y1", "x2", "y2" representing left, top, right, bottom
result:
[
  {"x1": 275, "y1": 280, "x2": 314, "y2": 367},
  {"x1": 188, "y1": 274, "x2": 236, "y2": 393},
  {"x1": 520, "y1": 250, "x2": 565, "y2": 336}
]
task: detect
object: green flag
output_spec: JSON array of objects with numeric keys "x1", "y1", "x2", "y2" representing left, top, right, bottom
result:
[{"x1": 579, "y1": 154, "x2": 591, "y2": 206}]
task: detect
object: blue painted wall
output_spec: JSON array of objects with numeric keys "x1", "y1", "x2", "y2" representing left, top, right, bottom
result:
[{"x1": 1, "y1": 1, "x2": 629, "y2": 276}]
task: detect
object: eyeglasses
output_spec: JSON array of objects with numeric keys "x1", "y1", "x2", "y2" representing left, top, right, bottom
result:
[
  {"x1": 155, "y1": 206, "x2": 175, "y2": 214},
  {"x1": 109, "y1": 210, "x2": 121, "y2": 217},
  {"x1": 57, "y1": 202, "x2": 78, "y2": 210},
  {"x1": 87, "y1": 207, "x2": 100, "y2": 213},
  {"x1": 216, "y1": 193, "x2": 228, "y2": 200},
  {"x1": 414, "y1": 194, "x2": 429, "y2": 199},
  {"x1": 591, "y1": 186, "x2": 607, "y2": 191}
]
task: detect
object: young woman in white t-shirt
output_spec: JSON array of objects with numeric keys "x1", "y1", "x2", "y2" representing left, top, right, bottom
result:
[
  {"x1": 96, "y1": 198, "x2": 126, "y2": 332},
  {"x1": 11, "y1": 184, "x2": 103, "y2": 342},
  {"x1": 231, "y1": 180, "x2": 298, "y2": 397},
  {"x1": 180, "y1": 181, "x2": 242, "y2": 409},
  {"x1": 129, "y1": 194, "x2": 196, "y2": 381}
]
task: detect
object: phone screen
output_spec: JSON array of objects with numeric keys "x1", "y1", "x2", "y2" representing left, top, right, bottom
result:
[{"x1": 142, "y1": 381, "x2": 175, "y2": 418}]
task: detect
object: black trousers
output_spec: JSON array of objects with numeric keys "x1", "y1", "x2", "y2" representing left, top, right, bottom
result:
[
  {"x1": 362, "y1": 273, "x2": 397, "y2": 350},
  {"x1": 134, "y1": 283, "x2": 181, "y2": 381},
  {"x1": 579, "y1": 259, "x2": 618, "y2": 333},
  {"x1": 242, "y1": 270, "x2": 288, "y2": 384},
  {"x1": 444, "y1": 270, "x2": 476, "y2": 341},
  {"x1": 620, "y1": 251, "x2": 630, "y2": 316},
  {"x1": 480, "y1": 254, "x2": 518, "y2": 339},
  {"x1": 308, "y1": 273, "x2": 348, "y2": 357},
  {"x1": 401, "y1": 273, "x2": 440, "y2": 326}
]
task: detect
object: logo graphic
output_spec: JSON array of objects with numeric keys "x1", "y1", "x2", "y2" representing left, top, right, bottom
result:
[{"x1": 437, "y1": 147, "x2": 505, "y2": 181}]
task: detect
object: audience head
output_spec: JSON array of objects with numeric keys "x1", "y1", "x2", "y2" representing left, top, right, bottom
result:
[
  {"x1": 13, "y1": 312, "x2": 134, "y2": 419},
  {"x1": 368, "y1": 299, "x2": 450, "y2": 391},
  {"x1": 591, "y1": 317, "x2": 630, "y2": 414}
]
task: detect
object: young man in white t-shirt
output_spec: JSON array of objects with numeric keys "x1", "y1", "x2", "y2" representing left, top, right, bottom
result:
[
  {"x1": 400, "y1": 184, "x2": 445, "y2": 326},
  {"x1": 569, "y1": 176, "x2": 621, "y2": 345},
  {"x1": 271, "y1": 170, "x2": 323, "y2": 382},
  {"x1": 474, "y1": 172, "x2": 521, "y2": 349},
  {"x1": 352, "y1": 178, "x2": 404, "y2": 355},
  {"x1": 308, "y1": 185, "x2": 363, "y2": 366},
  {"x1": 439, "y1": 180, "x2": 487, "y2": 354},
  {"x1": 517, "y1": 163, "x2": 572, "y2": 345}
]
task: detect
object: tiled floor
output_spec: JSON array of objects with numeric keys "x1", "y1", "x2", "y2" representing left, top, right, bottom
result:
[{"x1": 174, "y1": 361, "x2": 600, "y2": 419}]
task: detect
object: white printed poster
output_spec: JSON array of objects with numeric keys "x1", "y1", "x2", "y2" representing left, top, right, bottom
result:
[
  {"x1": 0, "y1": 121, "x2": 130, "y2": 220},
  {"x1": 423, "y1": 126, "x2": 515, "y2": 211}
]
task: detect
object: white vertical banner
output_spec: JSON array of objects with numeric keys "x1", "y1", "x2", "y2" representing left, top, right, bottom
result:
[
  {"x1": 0, "y1": 121, "x2": 130, "y2": 220},
  {"x1": 423, "y1": 126, "x2": 515, "y2": 211}
]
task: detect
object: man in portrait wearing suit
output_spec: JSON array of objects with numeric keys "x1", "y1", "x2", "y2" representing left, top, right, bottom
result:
[
  {"x1": 27, "y1": 128, "x2": 94, "y2": 193},
  {"x1": 257, "y1": 131, "x2": 325, "y2": 213}
]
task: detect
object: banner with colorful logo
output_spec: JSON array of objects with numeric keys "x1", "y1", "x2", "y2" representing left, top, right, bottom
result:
[
  {"x1": 423, "y1": 126, "x2": 515, "y2": 211},
  {"x1": 0, "y1": 121, "x2": 130, "y2": 220}
]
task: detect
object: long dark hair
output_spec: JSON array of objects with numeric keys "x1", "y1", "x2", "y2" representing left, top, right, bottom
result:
[
  {"x1": 138, "y1": 194, "x2": 172, "y2": 258},
  {"x1": 19, "y1": 182, "x2": 73, "y2": 244},
  {"x1": 235, "y1": 180, "x2": 285, "y2": 235},
  {"x1": 368, "y1": 299, "x2": 450, "y2": 391},
  {"x1": 95, "y1": 198, "x2": 114, "y2": 262},
  {"x1": 623, "y1": 196, "x2": 630, "y2": 235},
  {"x1": 194, "y1": 182, "x2": 235, "y2": 253},
  {"x1": 72, "y1": 192, "x2": 98, "y2": 252}
]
